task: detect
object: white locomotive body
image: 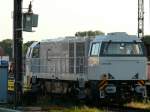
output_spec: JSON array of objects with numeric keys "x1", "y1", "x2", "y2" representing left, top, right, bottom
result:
[
  {"x1": 88, "y1": 32, "x2": 147, "y2": 80},
  {"x1": 88, "y1": 32, "x2": 147, "y2": 101},
  {"x1": 26, "y1": 37, "x2": 90, "y2": 80},
  {"x1": 25, "y1": 32, "x2": 147, "y2": 102}
]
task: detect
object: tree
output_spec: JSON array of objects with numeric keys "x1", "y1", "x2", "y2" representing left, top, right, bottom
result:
[
  {"x1": 75, "y1": 30, "x2": 104, "y2": 37},
  {"x1": 22, "y1": 41, "x2": 35, "y2": 56},
  {"x1": 0, "y1": 39, "x2": 13, "y2": 58},
  {"x1": 0, "y1": 39, "x2": 35, "y2": 59},
  {"x1": 142, "y1": 35, "x2": 150, "y2": 60},
  {"x1": 142, "y1": 35, "x2": 150, "y2": 45}
]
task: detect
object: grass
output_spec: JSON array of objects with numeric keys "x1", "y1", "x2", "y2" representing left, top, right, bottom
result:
[
  {"x1": 49, "y1": 106, "x2": 104, "y2": 112},
  {"x1": 24, "y1": 94, "x2": 150, "y2": 111},
  {"x1": 125, "y1": 101, "x2": 150, "y2": 110},
  {"x1": 32, "y1": 96, "x2": 104, "y2": 112}
]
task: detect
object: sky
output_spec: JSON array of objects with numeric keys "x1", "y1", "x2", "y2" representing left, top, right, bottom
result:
[{"x1": 0, "y1": 0, "x2": 150, "y2": 42}]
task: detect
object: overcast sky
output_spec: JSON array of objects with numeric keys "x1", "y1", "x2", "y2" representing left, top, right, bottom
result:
[{"x1": 0, "y1": 0, "x2": 150, "y2": 42}]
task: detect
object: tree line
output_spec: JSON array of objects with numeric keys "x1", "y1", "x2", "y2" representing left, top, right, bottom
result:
[
  {"x1": 0, "y1": 30, "x2": 104, "y2": 58},
  {"x1": 0, "y1": 30, "x2": 150, "y2": 59},
  {"x1": 0, "y1": 39, "x2": 35, "y2": 58}
]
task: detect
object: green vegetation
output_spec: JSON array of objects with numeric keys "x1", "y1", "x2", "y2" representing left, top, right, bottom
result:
[
  {"x1": 0, "y1": 34, "x2": 150, "y2": 59},
  {"x1": 0, "y1": 30, "x2": 104, "y2": 58},
  {"x1": 24, "y1": 96, "x2": 104, "y2": 112},
  {"x1": 49, "y1": 106, "x2": 104, "y2": 112},
  {"x1": 126, "y1": 101, "x2": 150, "y2": 110},
  {"x1": 0, "y1": 39, "x2": 35, "y2": 58},
  {"x1": 75, "y1": 30, "x2": 104, "y2": 37},
  {"x1": 143, "y1": 35, "x2": 150, "y2": 45},
  {"x1": 0, "y1": 39, "x2": 12, "y2": 57},
  {"x1": 22, "y1": 40, "x2": 36, "y2": 56}
]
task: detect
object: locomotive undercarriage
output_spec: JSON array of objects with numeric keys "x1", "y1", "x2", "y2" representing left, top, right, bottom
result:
[{"x1": 29, "y1": 77, "x2": 146, "y2": 104}]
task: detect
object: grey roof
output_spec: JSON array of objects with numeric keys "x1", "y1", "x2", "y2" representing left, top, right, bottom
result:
[{"x1": 93, "y1": 32, "x2": 141, "y2": 42}]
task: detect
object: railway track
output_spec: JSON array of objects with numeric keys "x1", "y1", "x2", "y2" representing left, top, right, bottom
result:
[
  {"x1": 0, "y1": 104, "x2": 148, "y2": 112},
  {"x1": 21, "y1": 95, "x2": 150, "y2": 112},
  {"x1": 21, "y1": 104, "x2": 149, "y2": 112},
  {"x1": 101, "y1": 105, "x2": 149, "y2": 112},
  {"x1": 3, "y1": 95, "x2": 149, "y2": 112}
]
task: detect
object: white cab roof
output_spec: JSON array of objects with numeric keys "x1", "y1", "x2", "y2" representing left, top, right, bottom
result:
[{"x1": 93, "y1": 32, "x2": 141, "y2": 42}]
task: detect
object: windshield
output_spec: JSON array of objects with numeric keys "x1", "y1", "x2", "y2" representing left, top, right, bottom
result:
[
  {"x1": 31, "y1": 43, "x2": 40, "y2": 58},
  {"x1": 101, "y1": 42, "x2": 144, "y2": 56},
  {"x1": 32, "y1": 48, "x2": 39, "y2": 58}
]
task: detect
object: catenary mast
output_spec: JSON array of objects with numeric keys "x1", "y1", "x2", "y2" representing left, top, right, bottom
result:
[{"x1": 138, "y1": 0, "x2": 144, "y2": 39}]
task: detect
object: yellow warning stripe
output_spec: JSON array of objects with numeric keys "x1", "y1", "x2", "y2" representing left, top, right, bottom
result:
[
  {"x1": 8, "y1": 79, "x2": 14, "y2": 91},
  {"x1": 8, "y1": 79, "x2": 31, "y2": 92},
  {"x1": 98, "y1": 80, "x2": 108, "y2": 90},
  {"x1": 99, "y1": 82, "x2": 108, "y2": 90},
  {"x1": 137, "y1": 80, "x2": 145, "y2": 86},
  {"x1": 98, "y1": 80, "x2": 106, "y2": 87},
  {"x1": 140, "y1": 80, "x2": 145, "y2": 85},
  {"x1": 23, "y1": 84, "x2": 31, "y2": 92}
]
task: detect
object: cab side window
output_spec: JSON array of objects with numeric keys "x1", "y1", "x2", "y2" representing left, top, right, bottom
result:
[
  {"x1": 32, "y1": 48, "x2": 39, "y2": 58},
  {"x1": 90, "y1": 43, "x2": 101, "y2": 56}
]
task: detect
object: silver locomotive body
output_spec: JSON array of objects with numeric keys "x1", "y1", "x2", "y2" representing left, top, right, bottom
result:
[
  {"x1": 25, "y1": 33, "x2": 147, "y2": 102},
  {"x1": 88, "y1": 32, "x2": 147, "y2": 101}
]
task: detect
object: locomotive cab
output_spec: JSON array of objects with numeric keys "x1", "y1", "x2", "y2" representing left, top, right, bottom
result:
[
  {"x1": 88, "y1": 32, "x2": 147, "y2": 101},
  {"x1": 24, "y1": 42, "x2": 40, "y2": 92},
  {"x1": 26, "y1": 42, "x2": 40, "y2": 59}
]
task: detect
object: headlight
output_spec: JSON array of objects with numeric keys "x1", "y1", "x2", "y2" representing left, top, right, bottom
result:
[
  {"x1": 105, "y1": 84, "x2": 116, "y2": 94},
  {"x1": 135, "y1": 85, "x2": 145, "y2": 93}
]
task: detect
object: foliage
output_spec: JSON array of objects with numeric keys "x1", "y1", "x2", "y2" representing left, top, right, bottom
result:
[
  {"x1": 63, "y1": 106, "x2": 103, "y2": 112},
  {"x1": 75, "y1": 30, "x2": 104, "y2": 37},
  {"x1": 22, "y1": 41, "x2": 35, "y2": 56},
  {"x1": 49, "y1": 106, "x2": 104, "y2": 112},
  {"x1": 0, "y1": 39, "x2": 35, "y2": 58},
  {"x1": 143, "y1": 35, "x2": 150, "y2": 45},
  {"x1": 126, "y1": 101, "x2": 150, "y2": 110},
  {"x1": 0, "y1": 39, "x2": 12, "y2": 57}
]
